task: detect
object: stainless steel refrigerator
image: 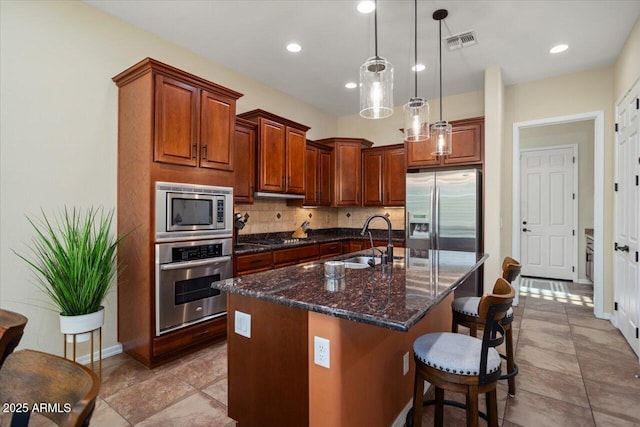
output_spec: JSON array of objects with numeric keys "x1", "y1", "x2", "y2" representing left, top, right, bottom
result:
[{"x1": 406, "y1": 168, "x2": 483, "y2": 296}]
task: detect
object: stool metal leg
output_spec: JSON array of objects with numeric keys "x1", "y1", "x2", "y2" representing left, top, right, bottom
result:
[
  {"x1": 435, "y1": 387, "x2": 444, "y2": 427},
  {"x1": 412, "y1": 370, "x2": 424, "y2": 427}
]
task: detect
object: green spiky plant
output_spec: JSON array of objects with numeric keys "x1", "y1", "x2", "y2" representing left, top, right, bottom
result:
[{"x1": 15, "y1": 207, "x2": 126, "y2": 316}]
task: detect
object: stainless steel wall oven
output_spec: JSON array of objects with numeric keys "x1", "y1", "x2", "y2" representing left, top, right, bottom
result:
[{"x1": 155, "y1": 238, "x2": 232, "y2": 336}]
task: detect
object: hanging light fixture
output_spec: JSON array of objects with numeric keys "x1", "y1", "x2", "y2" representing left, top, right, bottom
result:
[
  {"x1": 430, "y1": 9, "x2": 452, "y2": 155},
  {"x1": 403, "y1": 0, "x2": 429, "y2": 142},
  {"x1": 360, "y1": 0, "x2": 394, "y2": 119}
]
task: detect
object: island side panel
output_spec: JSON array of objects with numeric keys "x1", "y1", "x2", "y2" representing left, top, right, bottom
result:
[
  {"x1": 227, "y1": 293, "x2": 309, "y2": 426},
  {"x1": 308, "y1": 293, "x2": 454, "y2": 427}
]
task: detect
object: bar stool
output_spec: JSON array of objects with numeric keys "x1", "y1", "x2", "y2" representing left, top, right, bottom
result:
[
  {"x1": 0, "y1": 349, "x2": 100, "y2": 427},
  {"x1": 409, "y1": 278, "x2": 515, "y2": 427},
  {"x1": 451, "y1": 257, "x2": 522, "y2": 397},
  {"x1": 0, "y1": 308, "x2": 28, "y2": 367}
]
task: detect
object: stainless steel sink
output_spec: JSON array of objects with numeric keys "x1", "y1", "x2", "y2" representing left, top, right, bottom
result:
[{"x1": 343, "y1": 256, "x2": 381, "y2": 269}]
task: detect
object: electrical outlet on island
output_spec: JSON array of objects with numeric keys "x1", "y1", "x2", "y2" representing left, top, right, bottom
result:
[{"x1": 314, "y1": 336, "x2": 330, "y2": 368}]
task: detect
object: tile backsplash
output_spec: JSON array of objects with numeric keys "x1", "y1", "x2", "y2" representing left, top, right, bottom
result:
[{"x1": 234, "y1": 199, "x2": 405, "y2": 237}]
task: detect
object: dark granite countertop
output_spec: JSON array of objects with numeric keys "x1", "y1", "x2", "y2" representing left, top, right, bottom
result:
[
  {"x1": 234, "y1": 228, "x2": 405, "y2": 255},
  {"x1": 216, "y1": 248, "x2": 488, "y2": 331}
]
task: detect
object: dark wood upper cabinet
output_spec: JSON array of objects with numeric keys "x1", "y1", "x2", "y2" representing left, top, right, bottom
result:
[
  {"x1": 443, "y1": 118, "x2": 484, "y2": 165},
  {"x1": 315, "y1": 138, "x2": 373, "y2": 207},
  {"x1": 384, "y1": 146, "x2": 406, "y2": 206},
  {"x1": 286, "y1": 127, "x2": 306, "y2": 194},
  {"x1": 362, "y1": 144, "x2": 405, "y2": 207},
  {"x1": 154, "y1": 75, "x2": 199, "y2": 167},
  {"x1": 300, "y1": 142, "x2": 333, "y2": 207},
  {"x1": 234, "y1": 118, "x2": 257, "y2": 204},
  {"x1": 237, "y1": 110, "x2": 310, "y2": 195},
  {"x1": 200, "y1": 89, "x2": 236, "y2": 171},
  {"x1": 362, "y1": 149, "x2": 384, "y2": 206},
  {"x1": 318, "y1": 148, "x2": 332, "y2": 206},
  {"x1": 405, "y1": 116, "x2": 484, "y2": 169},
  {"x1": 154, "y1": 73, "x2": 239, "y2": 171}
]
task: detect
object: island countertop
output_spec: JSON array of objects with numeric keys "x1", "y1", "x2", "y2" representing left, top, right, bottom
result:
[{"x1": 216, "y1": 248, "x2": 488, "y2": 331}]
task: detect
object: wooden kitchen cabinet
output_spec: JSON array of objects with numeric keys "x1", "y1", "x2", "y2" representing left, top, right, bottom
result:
[
  {"x1": 319, "y1": 241, "x2": 343, "y2": 259},
  {"x1": 405, "y1": 117, "x2": 484, "y2": 169},
  {"x1": 236, "y1": 252, "x2": 273, "y2": 276},
  {"x1": 273, "y1": 244, "x2": 319, "y2": 268},
  {"x1": 362, "y1": 144, "x2": 405, "y2": 207},
  {"x1": 237, "y1": 110, "x2": 310, "y2": 195},
  {"x1": 301, "y1": 142, "x2": 333, "y2": 206},
  {"x1": 154, "y1": 74, "x2": 239, "y2": 171},
  {"x1": 315, "y1": 137, "x2": 373, "y2": 207},
  {"x1": 234, "y1": 118, "x2": 257, "y2": 204},
  {"x1": 113, "y1": 58, "x2": 242, "y2": 368}
]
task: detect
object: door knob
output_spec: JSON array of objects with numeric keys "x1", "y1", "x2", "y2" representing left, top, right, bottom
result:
[{"x1": 522, "y1": 228, "x2": 530, "y2": 232}]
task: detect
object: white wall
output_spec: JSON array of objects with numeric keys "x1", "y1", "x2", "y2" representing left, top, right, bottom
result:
[
  {"x1": 614, "y1": 17, "x2": 640, "y2": 102},
  {"x1": 0, "y1": 0, "x2": 337, "y2": 356}
]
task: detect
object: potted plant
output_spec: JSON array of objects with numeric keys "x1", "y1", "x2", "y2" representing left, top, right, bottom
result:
[{"x1": 15, "y1": 207, "x2": 126, "y2": 342}]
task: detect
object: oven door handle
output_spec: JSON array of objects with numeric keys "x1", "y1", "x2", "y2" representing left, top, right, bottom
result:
[{"x1": 160, "y1": 256, "x2": 232, "y2": 271}]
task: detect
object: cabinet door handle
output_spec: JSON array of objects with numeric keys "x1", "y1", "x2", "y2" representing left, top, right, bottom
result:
[
  {"x1": 192, "y1": 143, "x2": 197, "y2": 159},
  {"x1": 202, "y1": 145, "x2": 208, "y2": 160},
  {"x1": 282, "y1": 175, "x2": 285, "y2": 187},
  {"x1": 288, "y1": 176, "x2": 292, "y2": 186}
]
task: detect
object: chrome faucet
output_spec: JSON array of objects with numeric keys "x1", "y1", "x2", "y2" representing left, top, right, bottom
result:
[{"x1": 360, "y1": 214, "x2": 394, "y2": 264}]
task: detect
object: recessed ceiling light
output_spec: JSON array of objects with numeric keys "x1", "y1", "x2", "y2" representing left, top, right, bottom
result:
[
  {"x1": 286, "y1": 43, "x2": 302, "y2": 53},
  {"x1": 412, "y1": 64, "x2": 426, "y2": 72},
  {"x1": 357, "y1": 1, "x2": 375, "y2": 14},
  {"x1": 345, "y1": 82, "x2": 357, "y2": 89},
  {"x1": 549, "y1": 44, "x2": 568, "y2": 54}
]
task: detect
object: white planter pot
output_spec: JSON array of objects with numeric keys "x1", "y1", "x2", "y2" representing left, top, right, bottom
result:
[{"x1": 59, "y1": 306, "x2": 105, "y2": 343}]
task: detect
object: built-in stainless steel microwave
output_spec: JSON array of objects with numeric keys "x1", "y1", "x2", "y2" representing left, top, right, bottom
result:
[{"x1": 155, "y1": 181, "x2": 233, "y2": 242}]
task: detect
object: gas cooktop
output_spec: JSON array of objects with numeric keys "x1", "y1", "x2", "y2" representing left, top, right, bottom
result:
[{"x1": 245, "y1": 238, "x2": 308, "y2": 246}]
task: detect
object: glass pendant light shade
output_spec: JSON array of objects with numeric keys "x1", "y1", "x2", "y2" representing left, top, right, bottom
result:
[
  {"x1": 430, "y1": 120, "x2": 452, "y2": 155},
  {"x1": 403, "y1": 97, "x2": 430, "y2": 141},
  {"x1": 359, "y1": 56, "x2": 394, "y2": 119}
]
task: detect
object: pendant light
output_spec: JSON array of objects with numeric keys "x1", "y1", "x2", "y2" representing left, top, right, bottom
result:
[
  {"x1": 360, "y1": 0, "x2": 394, "y2": 119},
  {"x1": 403, "y1": 0, "x2": 429, "y2": 142},
  {"x1": 430, "y1": 9, "x2": 452, "y2": 156}
]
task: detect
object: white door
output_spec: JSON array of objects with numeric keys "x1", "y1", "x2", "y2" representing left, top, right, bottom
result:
[
  {"x1": 614, "y1": 81, "x2": 639, "y2": 358},
  {"x1": 520, "y1": 146, "x2": 576, "y2": 280}
]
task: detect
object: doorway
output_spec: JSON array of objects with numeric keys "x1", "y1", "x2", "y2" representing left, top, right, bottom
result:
[
  {"x1": 512, "y1": 111, "x2": 605, "y2": 317},
  {"x1": 520, "y1": 145, "x2": 577, "y2": 281}
]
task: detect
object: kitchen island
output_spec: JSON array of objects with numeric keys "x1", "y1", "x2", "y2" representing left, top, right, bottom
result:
[{"x1": 215, "y1": 248, "x2": 487, "y2": 427}]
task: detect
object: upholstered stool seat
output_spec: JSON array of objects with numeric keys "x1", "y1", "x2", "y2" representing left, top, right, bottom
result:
[{"x1": 414, "y1": 333, "x2": 501, "y2": 376}]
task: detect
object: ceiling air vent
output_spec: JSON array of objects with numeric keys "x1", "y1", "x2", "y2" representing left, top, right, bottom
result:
[{"x1": 445, "y1": 30, "x2": 478, "y2": 50}]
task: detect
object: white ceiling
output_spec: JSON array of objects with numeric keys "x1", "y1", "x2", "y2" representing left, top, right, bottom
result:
[{"x1": 86, "y1": 0, "x2": 640, "y2": 117}]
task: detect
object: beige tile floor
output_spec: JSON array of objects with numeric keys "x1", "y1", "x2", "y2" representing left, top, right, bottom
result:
[{"x1": 21, "y1": 278, "x2": 640, "y2": 426}]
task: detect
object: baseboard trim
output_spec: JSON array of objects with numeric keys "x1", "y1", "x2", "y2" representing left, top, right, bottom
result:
[
  {"x1": 76, "y1": 343, "x2": 123, "y2": 365},
  {"x1": 392, "y1": 381, "x2": 431, "y2": 427},
  {"x1": 575, "y1": 279, "x2": 593, "y2": 285}
]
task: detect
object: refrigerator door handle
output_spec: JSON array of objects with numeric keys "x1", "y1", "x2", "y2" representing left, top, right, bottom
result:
[
  {"x1": 433, "y1": 185, "x2": 440, "y2": 250},
  {"x1": 429, "y1": 186, "x2": 436, "y2": 250}
]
